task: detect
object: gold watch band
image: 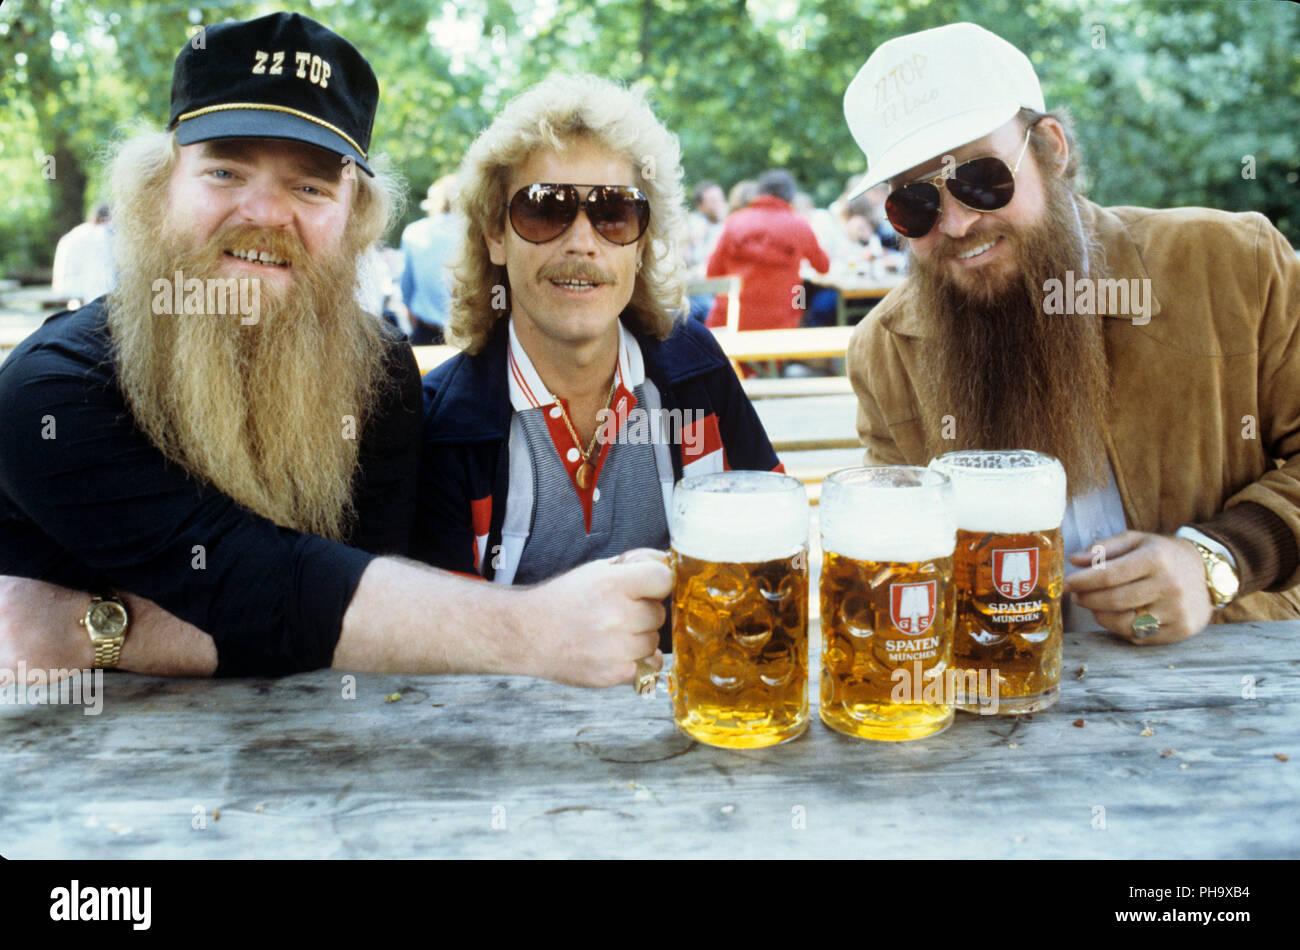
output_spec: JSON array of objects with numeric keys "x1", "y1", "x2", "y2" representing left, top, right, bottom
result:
[
  {"x1": 81, "y1": 595, "x2": 130, "y2": 669},
  {"x1": 1188, "y1": 541, "x2": 1239, "y2": 608},
  {"x1": 92, "y1": 637, "x2": 125, "y2": 668}
]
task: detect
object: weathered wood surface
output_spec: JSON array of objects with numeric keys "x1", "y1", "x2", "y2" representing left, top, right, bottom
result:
[{"x1": 2, "y1": 621, "x2": 1296, "y2": 859}]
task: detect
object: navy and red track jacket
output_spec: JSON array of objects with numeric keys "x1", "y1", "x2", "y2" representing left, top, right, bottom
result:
[{"x1": 411, "y1": 316, "x2": 783, "y2": 580}]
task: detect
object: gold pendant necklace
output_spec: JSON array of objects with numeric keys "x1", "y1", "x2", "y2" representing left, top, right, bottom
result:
[{"x1": 555, "y1": 374, "x2": 618, "y2": 491}]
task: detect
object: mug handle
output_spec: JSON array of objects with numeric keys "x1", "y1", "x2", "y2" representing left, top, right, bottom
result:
[{"x1": 611, "y1": 548, "x2": 673, "y2": 697}]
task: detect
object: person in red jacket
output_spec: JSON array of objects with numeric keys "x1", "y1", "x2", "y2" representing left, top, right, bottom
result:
[{"x1": 705, "y1": 169, "x2": 830, "y2": 331}]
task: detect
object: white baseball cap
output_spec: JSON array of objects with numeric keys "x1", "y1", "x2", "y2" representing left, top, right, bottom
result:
[{"x1": 843, "y1": 23, "x2": 1044, "y2": 196}]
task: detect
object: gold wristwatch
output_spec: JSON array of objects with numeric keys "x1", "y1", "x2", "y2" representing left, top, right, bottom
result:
[
  {"x1": 1187, "y1": 541, "x2": 1240, "y2": 609},
  {"x1": 79, "y1": 594, "x2": 130, "y2": 668}
]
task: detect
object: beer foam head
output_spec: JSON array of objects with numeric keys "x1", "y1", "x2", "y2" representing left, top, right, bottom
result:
[
  {"x1": 929, "y1": 450, "x2": 1067, "y2": 532},
  {"x1": 671, "y1": 471, "x2": 809, "y2": 562},
  {"x1": 819, "y1": 466, "x2": 956, "y2": 563}
]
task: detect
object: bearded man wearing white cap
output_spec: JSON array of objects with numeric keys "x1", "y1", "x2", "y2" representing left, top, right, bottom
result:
[{"x1": 843, "y1": 23, "x2": 1300, "y2": 645}]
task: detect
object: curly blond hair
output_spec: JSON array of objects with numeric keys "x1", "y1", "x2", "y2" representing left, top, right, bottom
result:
[{"x1": 447, "y1": 73, "x2": 688, "y2": 353}]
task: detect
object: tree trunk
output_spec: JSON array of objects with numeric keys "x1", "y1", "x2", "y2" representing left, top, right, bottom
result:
[
  {"x1": 46, "y1": 139, "x2": 88, "y2": 264},
  {"x1": 12, "y1": 5, "x2": 87, "y2": 269},
  {"x1": 638, "y1": 0, "x2": 653, "y2": 78}
]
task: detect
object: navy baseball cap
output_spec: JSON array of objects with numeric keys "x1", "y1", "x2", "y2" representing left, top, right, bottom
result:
[{"x1": 168, "y1": 12, "x2": 378, "y2": 176}]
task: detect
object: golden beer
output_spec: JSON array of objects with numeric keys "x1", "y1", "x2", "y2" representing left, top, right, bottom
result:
[
  {"x1": 952, "y1": 527, "x2": 1063, "y2": 709},
  {"x1": 931, "y1": 451, "x2": 1067, "y2": 714},
  {"x1": 818, "y1": 467, "x2": 958, "y2": 741},
  {"x1": 670, "y1": 472, "x2": 809, "y2": 748}
]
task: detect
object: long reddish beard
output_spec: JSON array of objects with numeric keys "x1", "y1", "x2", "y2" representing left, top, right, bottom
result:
[
  {"x1": 106, "y1": 170, "x2": 390, "y2": 542},
  {"x1": 908, "y1": 166, "x2": 1111, "y2": 494}
]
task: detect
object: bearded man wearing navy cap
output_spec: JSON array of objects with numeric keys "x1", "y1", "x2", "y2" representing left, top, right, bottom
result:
[
  {"x1": 843, "y1": 23, "x2": 1300, "y2": 646},
  {"x1": 0, "y1": 13, "x2": 670, "y2": 688}
]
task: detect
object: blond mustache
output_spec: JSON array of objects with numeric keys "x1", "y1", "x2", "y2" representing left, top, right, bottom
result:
[
  {"x1": 538, "y1": 263, "x2": 618, "y2": 283},
  {"x1": 208, "y1": 223, "x2": 306, "y2": 268}
]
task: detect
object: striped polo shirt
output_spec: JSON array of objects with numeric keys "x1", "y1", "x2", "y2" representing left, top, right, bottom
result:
[{"x1": 502, "y1": 318, "x2": 669, "y2": 585}]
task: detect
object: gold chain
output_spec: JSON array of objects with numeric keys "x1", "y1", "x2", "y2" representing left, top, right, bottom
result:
[{"x1": 554, "y1": 373, "x2": 618, "y2": 465}]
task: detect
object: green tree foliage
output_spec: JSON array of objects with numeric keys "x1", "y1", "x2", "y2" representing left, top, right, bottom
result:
[{"x1": 1, "y1": 0, "x2": 1296, "y2": 275}]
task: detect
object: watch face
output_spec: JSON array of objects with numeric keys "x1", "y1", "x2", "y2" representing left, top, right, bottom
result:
[
  {"x1": 1210, "y1": 561, "x2": 1240, "y2": 599},
  {"x1": 89, "y1": 600, "x2": 128, "y2": 638}
]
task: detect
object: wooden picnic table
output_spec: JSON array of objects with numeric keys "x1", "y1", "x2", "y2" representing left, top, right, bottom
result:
[
  {"x1": 800, "y1": 263, "x2": 905, "y2": 325},
  {"x1": 828, "y1": 277, "x2": 904, "y2": 325},
  {"x1": 708, "y1": 325, "x2": 855, "y2": 362},
  {"x1": 3, "y1": 619, "x2": 1294, "y2": 859}
]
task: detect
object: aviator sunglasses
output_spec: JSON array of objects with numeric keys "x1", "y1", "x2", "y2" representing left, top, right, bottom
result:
[
  {"x1": 506, "y1": 183, "x2": 650, "y2": 246},
  {"x1": 885, "y1": 126, "x2": 1034, "y2": 239}
]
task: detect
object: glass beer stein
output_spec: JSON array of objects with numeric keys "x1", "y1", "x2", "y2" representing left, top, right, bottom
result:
[
  {"x1": 930, "y1": 450, "x2": 1067, "y2": 714},
  {"x1": 669, "y1": 471, "x2": 810, "y2": 749},
  {"x1": 818, "y1": 466, "x2": 957, "y2": 741}
]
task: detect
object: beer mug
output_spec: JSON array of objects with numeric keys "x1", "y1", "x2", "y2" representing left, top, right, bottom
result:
[
  {"x1": 669, "y1": 471, "x2": 810, "y2": 748},
  {"x1": 818, "y1": 466, "x2": 957, "y2": 741},
  {"x1": 930, "y1": 450, "x2": 1067, "y2": 714}
]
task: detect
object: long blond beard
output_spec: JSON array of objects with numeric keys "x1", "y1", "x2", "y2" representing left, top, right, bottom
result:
[
  {"x1": 909, "y1": 169, "x2": 1111, "y2": 495},
  {"x1": 106, "y1": 172, "x2": 390, "y2": 543}
]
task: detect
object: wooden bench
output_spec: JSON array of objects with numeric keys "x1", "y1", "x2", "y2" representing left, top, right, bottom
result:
[
  {"x1": 757, "y1": 391, "x2": 862, "y2": 504},
  {"x1": 741, "y1": 376, "x2": 853, "y2": 399},
  {"x1": 753, "y1": 394, "x2": 859, "y2": 451},
  {"x1": 0, "y1": 325, "x2": 36, "y2": 364},
  {"x1": 0, "y1": 284, "x2": 70, "y2": 313},
  {"x1": 0, "y1": 327, "x2": 36, "y2": 349}
]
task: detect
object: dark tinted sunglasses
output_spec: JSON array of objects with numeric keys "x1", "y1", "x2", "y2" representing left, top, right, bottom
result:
[
  {"x1": 885, "y1": 126, "x2": 1033, "y2": 239},
  {"x1": 506, "y1": 183, "x2": 650, "y2": 245}
]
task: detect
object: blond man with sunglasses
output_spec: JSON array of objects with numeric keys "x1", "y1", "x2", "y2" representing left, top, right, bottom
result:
[
  {"x1": 844, "y1": 22, "x2": 1300, "y2": 645},
  {"x1": 413, "y1": 75, "x2": 784, "y2": 655}
]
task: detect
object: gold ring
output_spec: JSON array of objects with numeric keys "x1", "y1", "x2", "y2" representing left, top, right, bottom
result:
[
  {"x1": 633, "y1": 657, "x2": 658, "y2": 697},
  {"x1": 1132, "y1": 610, "x2": 1161, "y2": 640}
]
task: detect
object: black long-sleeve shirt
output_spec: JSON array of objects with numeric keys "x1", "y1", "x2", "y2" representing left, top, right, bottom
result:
[{"x1": 0, "y1": 300, "x2": 421, "y2": 676}]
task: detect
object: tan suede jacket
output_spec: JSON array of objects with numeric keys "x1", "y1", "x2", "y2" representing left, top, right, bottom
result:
[{"x1": 847, "y1": 199, "x2": 1300, "y2": 622}]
